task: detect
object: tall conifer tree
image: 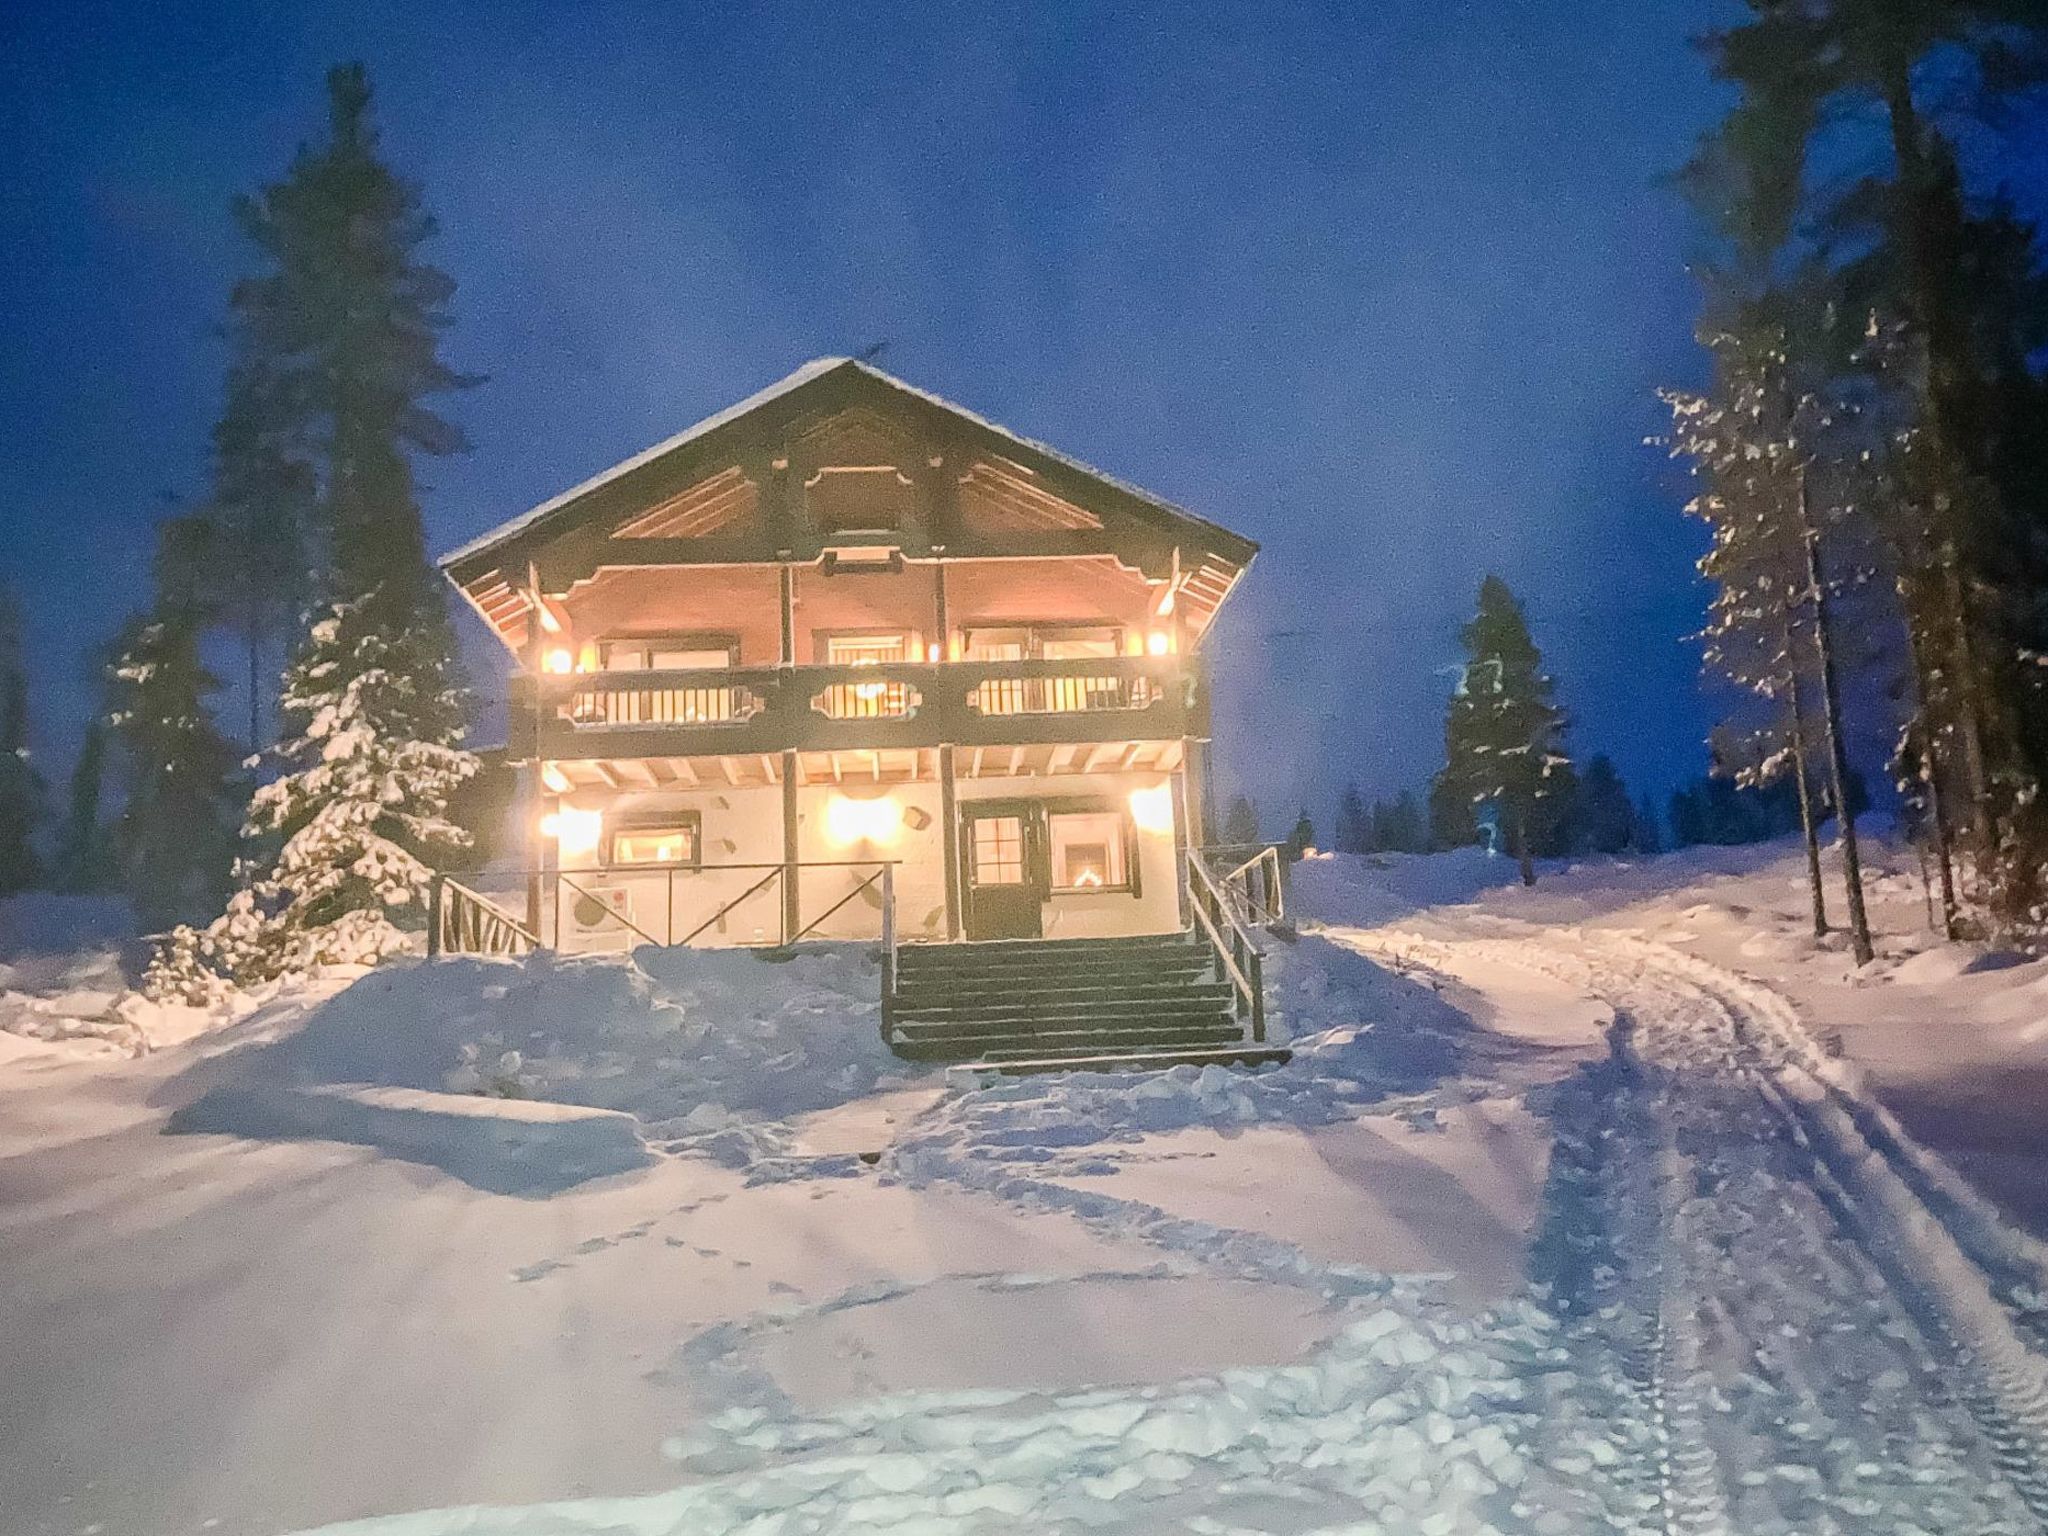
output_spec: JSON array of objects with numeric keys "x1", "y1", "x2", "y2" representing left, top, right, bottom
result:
[
  {"x1": 0, "y1": 584, "x2": 44, "y2": 894},
  {"x1": 1436, "y1": 576, "x2": 1572, "y2": 885},
  {"x1": 151, "y1": 64, "x2": 478, "y2": 995}
]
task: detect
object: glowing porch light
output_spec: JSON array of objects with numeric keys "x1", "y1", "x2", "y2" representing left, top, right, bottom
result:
[
  {"x1": 927, "y1": 642, "x2": 941, "y2": 663},
  {"x1": 542, "y1": 647, "x2": 575, "y2": 675},
  {"x1": 1128, "y1": 782, "x2": 1175, "y2": 834},
  {"x1": 1145, "y1": 630, "x2": 1171, "y2": 656},
  {"x1": 825, "y1": 793, "x2": 904, "y2": 847},
  {"x1": 540, "y1": 805, "x2": 603, "y2": 861},
  {"x1": 539, "y1": 762, "x2": 571, "y2": 794}
]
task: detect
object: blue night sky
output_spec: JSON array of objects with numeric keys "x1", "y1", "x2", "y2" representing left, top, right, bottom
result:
[{"x1": 1, "y1": 0, "x2": 1857, "y2": 829}]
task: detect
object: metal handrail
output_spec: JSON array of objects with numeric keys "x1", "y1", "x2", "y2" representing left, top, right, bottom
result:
[
  {"x1": 1184, "y1": 850, "x2": 1266, "y2": 1041},
  {"x1": 789, "y1": 866, "x2": 886, "y2": 944},
  {"x1": 436, "y1": 860, "x2": 901, "y2": 956},
  {"x1": 676, "y1": 865, "x2": 785, "y2": 947}
]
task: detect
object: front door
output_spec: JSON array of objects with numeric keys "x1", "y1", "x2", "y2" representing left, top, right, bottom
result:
[{"x1": 961, "y1": 803, "x2": 1046, "y2": 941}]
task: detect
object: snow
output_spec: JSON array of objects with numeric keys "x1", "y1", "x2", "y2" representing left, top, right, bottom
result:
[{"x1": 12, "y1": 834, "x2": 2048, "y2": 1534}]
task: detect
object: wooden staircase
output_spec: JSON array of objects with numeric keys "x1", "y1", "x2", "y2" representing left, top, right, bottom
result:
[{"x1": 884, "y1": 931, "x2": 1289, "y2": 1072}]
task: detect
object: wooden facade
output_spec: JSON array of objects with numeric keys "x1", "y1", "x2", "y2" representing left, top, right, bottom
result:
[{"x1": 439, "y1": 358, "x2": 1255, "y2": 952}]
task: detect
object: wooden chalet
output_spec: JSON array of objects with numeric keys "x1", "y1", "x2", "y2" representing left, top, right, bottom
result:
[{"x1": 436, "y1": 358, "x2": 1283, "y2": 1068}]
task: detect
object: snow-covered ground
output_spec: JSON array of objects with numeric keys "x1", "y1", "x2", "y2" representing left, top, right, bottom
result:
[{"x1": 8, "y1": 837, "x2": 2048, "y2": 1534}]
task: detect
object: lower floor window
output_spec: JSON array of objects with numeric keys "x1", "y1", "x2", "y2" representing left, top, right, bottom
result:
[
  {"x1": 1049, "y1": 809, "x2": 1131, "y2": 892},
  {"x1": 609, "y1": 814, "x2": 702, "y2": 867}
]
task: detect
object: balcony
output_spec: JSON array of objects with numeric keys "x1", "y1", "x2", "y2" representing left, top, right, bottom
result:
[{"x1": 531, "y1": 654, "x2": 1190, "y2": 760}]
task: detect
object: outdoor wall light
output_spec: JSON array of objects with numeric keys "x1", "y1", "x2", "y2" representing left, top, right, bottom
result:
[
  {"x1": 542, "y1": 647, "x2": 575, "y2": 674},
  {"x1": 1145, "y1": 630, "x2": 1171, "y2": 656},
  {"x1": 1128, "y1": 782, "x2": 1175, "y2": 835},
  {"x1": 540, "y1": 805, "x2": 603, "y2": 860},
  {"x1": 825, "y1": 793, "x2": 904, "y2": 847}
]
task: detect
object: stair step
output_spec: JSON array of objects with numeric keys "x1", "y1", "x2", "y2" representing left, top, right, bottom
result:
[
  {"x1": 891, "y1": 998, "x2": 1238, "y2": 1025},
  {"x1": 900, "y1": 933, "x2": 1201, "y2": 960},
  {"x1": 948, "y1": 1045, "x2": 1293, "y2": 1075},
  {"x1": 889, "y1": 982, "x2": 1236, "y2": 1012},
  {"x1": 892, "y1": 1026, "x2": 1249, "y2": 1062}
]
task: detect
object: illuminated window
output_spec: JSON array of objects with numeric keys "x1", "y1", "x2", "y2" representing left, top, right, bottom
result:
[
  {"x1": 826, "y1": 633, "x2": 907, "y2": 666},
  {"x1": 971, "y1": 816, "x2": 1026, "y2": 886},
  {"x1": 601, "y1": 637, "x2": 737, "y2": 671},
  {"x1": 608, "y1": 814, "x2": 701, "y2": 867},
  {"x1": 1050, "y1": 810, "x2": 1130, "y2": 892}
]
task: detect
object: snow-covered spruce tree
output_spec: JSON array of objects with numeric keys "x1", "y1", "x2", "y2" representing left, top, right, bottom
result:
[
  {"x1": 147, "y1": 64, "x2": 478, "y2": 998},
  {"x1": 148, "y1": 597, "x2": 475, "y2": 997},
  {"x1": 105, "y1": 592, "x2": 243, "y2": 931},
  {"x1": 0, "y1": 583, "x2": 45, "y2": 895},
  {"x1": 1223, "y1": 794, "x2": 1260, "y2": 847},
  {"x1": 1435, "y1": 576, "x2": 1571, "y2": 885}
]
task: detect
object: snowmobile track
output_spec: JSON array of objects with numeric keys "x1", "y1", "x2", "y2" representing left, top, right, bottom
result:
[{"x1": 1355, "y1": 924, "x2": 2048, "y2": 1532}]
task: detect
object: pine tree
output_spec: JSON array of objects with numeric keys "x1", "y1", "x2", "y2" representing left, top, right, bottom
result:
[
  {"x1": 1436, "y1": 576, "x2": 1571, "y2": 885},
  {"x1": 1428, "y1": 773, "x2": 1478, "y2": 851},
  {"x1": 51, "y1": 721, "x2": 114, "y2": 893},
  {"x1": 1685, "y1": 1, "x2": 2048, "y2": 930},
  {"x1": 1286, "y1": 808, "x2": 1315, "y2": 860},
  {"x1": 1662, "y1": 300, "x2": 1877, "y2": 959},
  {"x1": 0, "y1": 584, "x2": 45, "y2": 894},
  {"x1": 1385, "y1": 790, "x2": 1426, "y2": 854},
  {"x1": 1334, "y1": 783, "x2": 1371, "y2": 854},
  {"x1": 229, "y1": 62, "x2": 477, "y2": 639},
  {"x1": 1223, "y1": 794, "x2": 1261, "y2": 848},
  {"x1": 1632, "y1": 793, "x2": 1663, "y2": 855},
  {"x1": 105, "y1": 590, "x2": 243, "y2": 932},
  {"x1": 187, "y1": 360, "x2": 316, "y2": 751},
  {"x1": 1573, "y1": 755, "x2": 1638, "y2": 856}
]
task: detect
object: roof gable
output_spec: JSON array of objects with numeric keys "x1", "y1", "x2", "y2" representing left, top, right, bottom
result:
[{"x1": 438, "y1": 358, "x2": 1256, "y2": 575}]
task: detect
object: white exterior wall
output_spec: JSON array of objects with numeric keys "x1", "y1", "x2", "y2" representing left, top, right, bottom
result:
[
  {"x1": 954, "y1": 769, "x2": 1184, "y2": 941},
  {"x1": 541, "y1": 767, "x2": 1184, "y2": 953}
]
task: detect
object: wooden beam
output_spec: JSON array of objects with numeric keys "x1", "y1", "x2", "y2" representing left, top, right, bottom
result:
[
  {"x1": 779, "y1": 563, "x2": 797, "y2": 665},
  {"x1": 939, "y1": 744, "x2": 961, "y2": 941},
  {"x1": 971, "y1": 746, "x2": 985, "y2": 778},
  {"x1": 781, "y1": 750, "x2": 801, "y2": 943},
  {"x1": 673, "y1": 758, "x2": 698, "y2": 787},
  {"x1": 1118, "y1": 741, "x2": 1142, "y2": 770},
  {"x1": 1008, "y1": 745, "x2": 1023, "y2": 776},
  {"x1": 719, "y1": 756, "x2": 738, "y2": 787}
]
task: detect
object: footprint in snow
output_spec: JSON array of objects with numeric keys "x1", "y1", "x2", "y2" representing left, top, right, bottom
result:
[{"x1": 513, "y1": 1258, "x2": 568, "y2": 1283}]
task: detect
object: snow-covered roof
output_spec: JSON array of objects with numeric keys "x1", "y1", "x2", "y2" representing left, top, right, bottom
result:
[{"x1": 438, "y1": 356, "x2": 1247, "y2": 570}]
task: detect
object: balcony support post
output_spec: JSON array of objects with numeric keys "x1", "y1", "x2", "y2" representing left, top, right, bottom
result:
[
  {"x1": 939, "y1": 745, "x2": 961, "y2": 940},
  {"x1": 779, "y1": 564, "x2": 797, "y2": 667},
  {"x1": 932, "y1": 556, "x2": 950, "y2": 662},
  {"x1": 780, "y1": 749, "x2": 801, "y2": 944},
  {"x1": 523, "y1": 561, "x2": 547, "y2": 937}
]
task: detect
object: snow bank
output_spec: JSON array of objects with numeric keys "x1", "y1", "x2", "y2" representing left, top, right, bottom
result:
[
  {"x1": 170, "y1": 1082, "x2": 652, "y2": 1195},
  {"x1": 171, "y1": 944, "x2": 920, "y2": 1182},
  {"x1": 0, "y1": 893, "x2": 227, "y2": 1060}
]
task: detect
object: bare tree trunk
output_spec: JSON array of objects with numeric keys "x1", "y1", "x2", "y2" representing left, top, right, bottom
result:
[
  {"x1": 1902, "y1": 587, "x2": 1961, "y2": 939},
  {"x1": 1514, "y1": 804, "x2": 1534, "y2": 887},
  {"x1": 1800, "y1": 468, "x2": 1874, "y2": 965},
  {"x1": 1781, "y1": 635, "x2": 1829, "y2": 939}
]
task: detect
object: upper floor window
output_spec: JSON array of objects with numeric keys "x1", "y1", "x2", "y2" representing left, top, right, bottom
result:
[
  {"x1": 963, "y1": 623, "x2": 1124, "y2": 661},
  {"x1": 825, "y1": 633, "x2": 908, "y2": 667},
  {"x1": 601, "y1": 636, "x2": 738, "y2": 672}
]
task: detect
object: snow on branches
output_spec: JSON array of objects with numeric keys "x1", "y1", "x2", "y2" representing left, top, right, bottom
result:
[{"x1": 148, "y1": 597, "x2": 476, "y2": 1001}]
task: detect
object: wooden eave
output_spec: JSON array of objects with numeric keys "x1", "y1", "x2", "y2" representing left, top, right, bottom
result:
[{"x1": 441, "y1": 360, "x2": 1257, "y2": 655}]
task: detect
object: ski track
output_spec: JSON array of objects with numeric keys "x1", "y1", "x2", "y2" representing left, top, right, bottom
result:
[{"x1": 1348, "y1": 921, "x2": 2048, "y2": 1534}]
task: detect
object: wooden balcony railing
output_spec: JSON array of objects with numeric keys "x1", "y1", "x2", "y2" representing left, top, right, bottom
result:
[{"x1": 532, "y1": 654, "x2": 1189, "y2": 756}]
